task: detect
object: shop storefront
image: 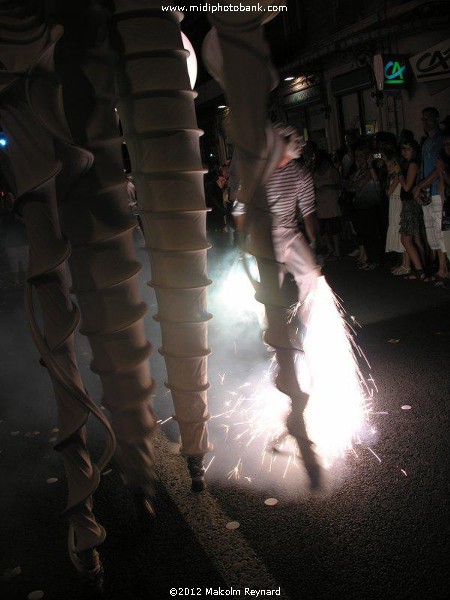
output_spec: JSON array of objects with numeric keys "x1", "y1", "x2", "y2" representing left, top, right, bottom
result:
[
  {"x1": 278, "y1": 78, "x2": 329, "y2": 149},
  {"x1": 330, "y1": 66, "x2": 379, "y2": 143}
]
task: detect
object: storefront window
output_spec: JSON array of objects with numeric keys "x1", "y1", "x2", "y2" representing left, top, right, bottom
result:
[
  {"x1": 341, "y1": 93, "x2": 360, "y2": 132},
  {"x1": 285, "y1": 102, "x2": 328, "y2": 149},
  {"x1": 307, "y1": 104, "x2": 328, "y2": 149}
]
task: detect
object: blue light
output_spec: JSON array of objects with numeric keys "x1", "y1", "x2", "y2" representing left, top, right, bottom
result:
[{"x1": 0, "y1": 137, "x2": 7, "y2": 147}]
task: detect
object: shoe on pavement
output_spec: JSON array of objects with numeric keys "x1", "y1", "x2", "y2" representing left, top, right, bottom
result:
[{"x1": 187, "y1": 456, "x2": 206, "y2": 492}]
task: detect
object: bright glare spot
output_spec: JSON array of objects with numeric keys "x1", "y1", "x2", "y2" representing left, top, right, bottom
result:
[
  {"x1": 181, "y1": 32, "x2": 198, "y2": 89},
  {"x1": 298, "y1": 277, "x2": 371, "y2": 467},
  {"x1": 284, "y1": 76, "x2": 295, "y2": 81},
  {"x1": 219, "y1": 254, "x2": 265, "y2": 324}
]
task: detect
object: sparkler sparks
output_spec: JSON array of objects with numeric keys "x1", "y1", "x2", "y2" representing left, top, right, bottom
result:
[
  {"x1": 367, "y1": 447, "x2": 382, "y2": 463},
  {"x1": 227, "y1": 458, "x2": 243, "y2": 480},
  {"x1": 295, "y1": 276, "x2": 373, "y2": 467},
  {"x1": 204, "y1": 456, "x2": 216, "y2": 473},
  {"x1": 209, "y1": 262, "x2": 377, "y2": 487}
]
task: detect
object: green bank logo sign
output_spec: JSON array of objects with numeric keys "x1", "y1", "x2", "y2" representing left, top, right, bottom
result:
[
  {"x1": 384, "y1": 60, "x2": 406, "y2": 85},
  {"x1": 373, "y1": 54, "x2": 408, "y2": 90},
  {"x1": 411, "y1": 39, "x2": 450, "y2": 83}
]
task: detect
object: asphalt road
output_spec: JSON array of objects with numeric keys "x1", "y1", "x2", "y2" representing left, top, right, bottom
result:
[{"x1": 1, "y1": 237, "x2": 450, "y2": 600}]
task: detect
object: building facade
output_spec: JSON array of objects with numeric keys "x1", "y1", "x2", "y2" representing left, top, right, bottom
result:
[{"x1": 192, "y1": 0, "x2": 450, "y2": 157}]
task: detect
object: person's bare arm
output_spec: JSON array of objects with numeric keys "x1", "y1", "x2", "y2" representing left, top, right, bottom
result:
[
  {"x1": 413, "y1": 160, "x2": 442, "y2": 198},
  {"x1": 387, "y1": 176, "x2": 400, "y2": 196},
  {"x1": 303, "y1": 212, "x2": 319, "y2": 246},
  {"x1": 394, "y1": 162, "x2": 418, "y2": 193}
]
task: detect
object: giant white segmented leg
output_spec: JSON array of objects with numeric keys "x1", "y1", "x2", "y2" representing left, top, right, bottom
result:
[{"x1": 110, "y1": 1, "x2": 213, "y2": 475}]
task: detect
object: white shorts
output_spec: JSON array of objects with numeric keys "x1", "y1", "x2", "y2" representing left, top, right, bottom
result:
[
  {"x1": 272, "y1": 227, "x2": 319, "y2": 305},
  {"x1": 423, "y1": 195, "x2": 446, "y2": 252}
]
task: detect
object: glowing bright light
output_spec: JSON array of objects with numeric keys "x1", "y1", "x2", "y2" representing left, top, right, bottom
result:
[
  {"x1": 0, "y1": 137, "x2": 7, "y2": 147},
  {"x1": 181, "y1": 32, "x2": 197, "y2": 89},
  {"x1": 295, "y1": 276, "x2": 371, "y2": 467},
  {"x1": 209, "y1": 275, "x2": 375, "y2": 485},
  {"x1": 218, "y1": 254, "x2": 265, "y2": 325},
  {"x1": 218, "y1": 105, "x2": 227, "y2": 109},
  {"x1": 284, "y1": 76, "x2": 295, "y2": 81}
]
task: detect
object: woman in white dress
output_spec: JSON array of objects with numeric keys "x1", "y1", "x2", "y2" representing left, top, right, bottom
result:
[{"x1": 385, "y1": 157, "x2": 407, "y2": 274}]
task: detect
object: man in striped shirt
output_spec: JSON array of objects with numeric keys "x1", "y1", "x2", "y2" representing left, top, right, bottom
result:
[{"x1": 267, "y1": 126, "x2": 320, "y2": 307}]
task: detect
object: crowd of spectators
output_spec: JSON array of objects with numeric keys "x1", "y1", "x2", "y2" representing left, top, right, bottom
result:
[{"x1": 205, "y1": 106, "x2": 450, "y2": 287}]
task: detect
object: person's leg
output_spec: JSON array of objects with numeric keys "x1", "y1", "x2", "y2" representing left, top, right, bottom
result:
[
  {"x1": 413, "y1": 233, "x2": 426, "y2": 265},
  {"x1": 422, "y1": 202, "x2": 438, "y2": 270},
  {"x1": 270, "y1": 227, "x2": 321, "y2": 485},
  {"x1": 437, "y1": 249, "x2": 448, "y2": 279},
  {"x1": 429, "y1": 196, "x2": 447, "y2": 280},
  {"x1": 401, "y1": 235, "x2": 422, "y2": 271},
  {"x1": 392, "y1": 251, "x2": 411, "y2": 274},
  {"x1": 401, "y1": 251, "x2": 410, "y2": 268},
  {"x1": 357, "y1": 208, "x2": 377, "y2": 265}
]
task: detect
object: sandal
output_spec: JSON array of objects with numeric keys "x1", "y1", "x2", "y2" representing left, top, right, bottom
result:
[
  {"x1": 433, "y1": 275, "x2": 447, "y2": 287},
  {"x1": 407, "y1": 269, "x2": 427, "y2": 281},
  {"x1": 392, "y1": 266, "x2": 411, "y2": 276}
]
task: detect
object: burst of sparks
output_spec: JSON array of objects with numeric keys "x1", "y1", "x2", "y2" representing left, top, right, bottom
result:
[
  {"x1": 208, "y1": 269, "x2": 378, "y2": 485},
  {"x1": 294, "y1": 276, "x2": 372, "y2": 466},
  {"x1": 227, "y1": 459, "x2": 243, "y2": 480}
]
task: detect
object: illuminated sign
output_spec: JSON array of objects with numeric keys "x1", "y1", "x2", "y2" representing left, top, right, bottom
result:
[
  {"x1": 281, "y1": 85, "x2": 320, "y2": 107},
  {"x1": 374, "y1": 54, "x2": 409, "y2": 90},
  {"x1": 410, "y1": 38, "x2": 450, "y2": 83},
  {"x1": 384, "y1": 60, "x2": 406, "y2": 85},
  {"x1": 383, "y1": 55, "x2": 408, "y2": 88}
]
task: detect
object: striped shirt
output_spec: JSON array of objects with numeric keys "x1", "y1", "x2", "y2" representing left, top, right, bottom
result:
[{"x1": 265, "y1": 160, "x2": 316, "y2": 228}]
